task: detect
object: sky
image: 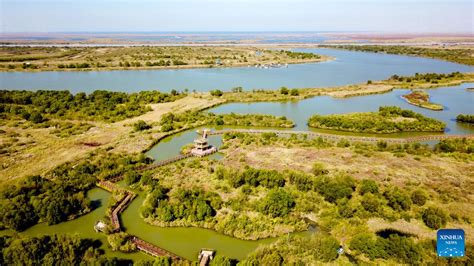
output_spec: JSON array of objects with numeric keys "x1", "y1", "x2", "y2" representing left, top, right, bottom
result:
[{"x1": 0, "y1": 0, "x2": 472, "y2": 33}]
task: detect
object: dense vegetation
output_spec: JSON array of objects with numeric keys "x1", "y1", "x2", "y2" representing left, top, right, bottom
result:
[
  {"x1": 0, "y1": 46, "x2": 324, "y2": 71},
  {"x1": 308, "y1": 106, "x2": 446, "y2": 133},
  {"x1": 402, "y1": 90, "x2": 443, "y2": 110},
  {"x1": 323, "y1": 45, "x2": 474, "y2": 65},
  {"x1": 349, "y1": 233, "x2": 423, "y2": 263},
  {"x1": 388, "y1": 72, "x2": 464, "y2": 83},
  {"x1": 159, "y1": 111, "x2": 294, "y2": 132},
  {"x1": 141, "y1": 187, "x2": 222, "y2": 223},
  {"x1": 0, "y1": 152, "x2": 150, "y2": 231},
  {"x1": 242, "y1": 233, "x2": 340, "y2": 264},
  {"x1": 0, "y1": 234, "x2": 124, "y2": 265},
  {"x1": 456, "y1": 114, "x2": 474, "y2": 124},
  {"x1": 0, "y1": 89, "x2": 185, "y2": 122}
]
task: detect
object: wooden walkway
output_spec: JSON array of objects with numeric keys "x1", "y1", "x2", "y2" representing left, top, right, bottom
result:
[
  {"x1": 97, "y1": 181, "x2": 136, "y2": 232},
  {"x1": 132, "y1": 237, "x2": 181, "y2": 261},
  {"x1": 96, "y1": 181, "x2": 186, "y2": 261},
  {"x1": 142, "y1": 153, "x2": 193, "y2": 171},
  {"x1": 209, "y1": 129, "x2": 474, "y2": 144}
]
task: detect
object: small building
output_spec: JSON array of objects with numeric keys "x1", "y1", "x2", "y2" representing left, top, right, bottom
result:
[
  {"x1": 191, "y1": 130, "x2": 217, "y2": 157},
  {"x1": 94, "y1": 220, "x2": 107, "y2": 233}
]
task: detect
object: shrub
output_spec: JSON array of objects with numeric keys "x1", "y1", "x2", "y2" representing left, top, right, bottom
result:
[
  {"x1": 359, "y1": 179, "x2": 379, "y2": 195},
  {"x1": 312, "y1": 162, "x2": 329, "y2": 176},
  {"x1": 210, "y1": 255, "x2": 237, "y2": 266},
  {"x1": 290, "y1": 89, "x2": 299, "y2": 96},
  {"x1": 422, "y1": 207, "x2": 447, "y2": 229},
  {"x1": 350, "y1": 233, "x2": 422, "y2": 263},
  {"x1": 133, "y1": 120, "x2": 152, "y2": 131},
  {"x1": 383, "y1": 187, "x2": 412, "y2": 211},
  {"x1": 210, "y1": 89, "x2": 223, "y2": 97},
  {"x1": 315, "y1": 175, "x2": 355, "y2": 203},
  {"x1": 411, "y1": 190, "x2": 427, "y2": 206},
  {"x1": 361, "y1": 193, "x2": 381, "y2": 213},
  {"x1": 280, "y1": 87, "x2": 289, "y2": 95},
  {"x1": 259, "y1": 188, "x2": 295, "y2": 217}
]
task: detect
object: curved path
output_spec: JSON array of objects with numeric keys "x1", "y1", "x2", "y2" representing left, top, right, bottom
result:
[{"x1": 208, "y1": 129, "x2": 474, "y2": 143}]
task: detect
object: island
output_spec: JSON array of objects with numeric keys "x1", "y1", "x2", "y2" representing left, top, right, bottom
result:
[
  {"x1": 307, "y1": 106, "x2": 446, "y2": 133},
  {"x1": 0, "y1": 46, "x2": 328, "y2": 72},
  {"x1": 456, "y1": 114, "x2": 474, "y2": 124},
  {"x1": 402, "y1": 90, "x2": 443, "y2": 110}
]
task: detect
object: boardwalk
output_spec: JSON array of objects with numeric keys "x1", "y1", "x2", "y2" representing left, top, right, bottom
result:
[
  {"x1": 96, "y1": 181, "x2": 186, "y2": 261},
  {"x1": 142, "y1": 153, "x2": 193, "y2": 171},
  {"x1": 132, "y1": 237, "x2": 182, "y2": 261},
  {"x1": 97, "y1": 181, "x2": 135, "y2": 232},
  {"x1": 209, "y1": 129, "x2": 474, "y2": 144}
]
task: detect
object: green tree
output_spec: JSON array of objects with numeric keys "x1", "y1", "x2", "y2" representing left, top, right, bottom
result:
[
  {"x1": 259, "y1": 188, "x2": 295, "y2": 217},
  {"x1": 280, "y1": 87, "x2": 289, "y2": 95}
]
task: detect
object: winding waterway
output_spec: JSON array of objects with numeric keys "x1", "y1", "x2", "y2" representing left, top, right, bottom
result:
[
  {"x1": 1, "y1": 49, "x2": 473, "y2": 262},
  {"x1": 1, "y1": 48, "x2": 472, "y2": 93}
]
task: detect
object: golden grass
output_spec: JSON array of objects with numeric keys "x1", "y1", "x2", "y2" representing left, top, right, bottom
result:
[{"x1": 0, "y1": 95, "x2": 224, "y2": 183}]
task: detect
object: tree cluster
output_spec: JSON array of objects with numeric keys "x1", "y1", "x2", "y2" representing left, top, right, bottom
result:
[
  {"x1": 308, "y1": 106, "x2": 446, "y2": 133},
  {"x1": 0, "y1": 89, "x2": 185, "y2": 122}
]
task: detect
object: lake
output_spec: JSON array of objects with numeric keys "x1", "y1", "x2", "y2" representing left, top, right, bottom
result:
[{"x1": 1, "y1": 48, "x2": 472, "y2": 93}]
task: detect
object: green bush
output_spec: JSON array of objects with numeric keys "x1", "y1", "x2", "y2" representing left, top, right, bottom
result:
[
  {"x1": 422, "y1": 207, "x2": 447, "y2": 229},
  {"x1": 312, "y1": 162, "x2": 329, "y2": 176},
  {"x1": 383, "y1": 187, "x2": 412, "y2": 211},
  {"x1": 456, "y1": 114, "x2": 474, "y2": 124},
  {"x1": 361, "y1": 193, "x2": 381, "y2": 213},
  {"x1": 133, "y1": 120, "x2": 152, "y2": 131},
  {"x1": 210, "y1": 255, "x2": 237, "y2": 266},
  {"x1": 280, "y1": 87, "x2": 289, "y2": 95},
  {"x1": 290, "y1": 89, "x2": 299, "y2": 96},
  {"x1": 259, "y1": 188, "x2": 295, "y2": 218},
  {"x1": 210, "y1": 89, "x2": 223, "y2": 97},
  {"x1": 359, "y1": 179, "x2": 379, "y2": 195},
  {"x1": 411, "y1": 190, "x2": 428, "y2": 206},
  {"x1": 350, "y1": 233, "x2": 423, "y2": 263},
  {"x1": 315, "y1": 175, "x2": 355, "y2": 203}
]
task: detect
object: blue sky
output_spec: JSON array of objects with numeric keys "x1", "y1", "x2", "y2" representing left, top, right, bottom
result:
[{"x1": 1, "y1": 0, "x2": 472, "y2": 33}]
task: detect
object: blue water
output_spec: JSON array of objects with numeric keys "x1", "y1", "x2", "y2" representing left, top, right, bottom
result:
[
  {"x1": 210, "y1": 83, "x2": 474, "y2": 135},
  {"x1": 1, "y1": 48, "x2": 471, "y2": 93}
]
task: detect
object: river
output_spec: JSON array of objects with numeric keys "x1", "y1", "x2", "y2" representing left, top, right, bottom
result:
[{"x1": 0, "y1": 48, "x2": 472, "y2": 93}]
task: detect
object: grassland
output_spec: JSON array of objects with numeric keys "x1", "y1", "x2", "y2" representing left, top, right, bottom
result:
[
  {"x1": 0, "y1": 46, "x2": 328, "y2": 71},
  {"x1": 217, "y1": 132, "x2": 473, "y2": 264}
]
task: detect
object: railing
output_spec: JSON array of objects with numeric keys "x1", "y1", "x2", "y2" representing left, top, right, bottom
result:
[
  {"x1": 132, "y1": 237, "x2": 181, "y2": 261},
  {"x1": 142, "y1": 153, "x2": 194, "y2": 171}
]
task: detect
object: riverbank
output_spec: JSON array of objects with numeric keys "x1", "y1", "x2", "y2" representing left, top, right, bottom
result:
[
  {"x1": 219, "y1": 72, "x2": 474, "y2": 102},
  {"x1": 320, "y1": 44, "x2": 474, "y2": 65},
  {"x1": 0, "y1": 46, "x2": 330, "y2": 72}
]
